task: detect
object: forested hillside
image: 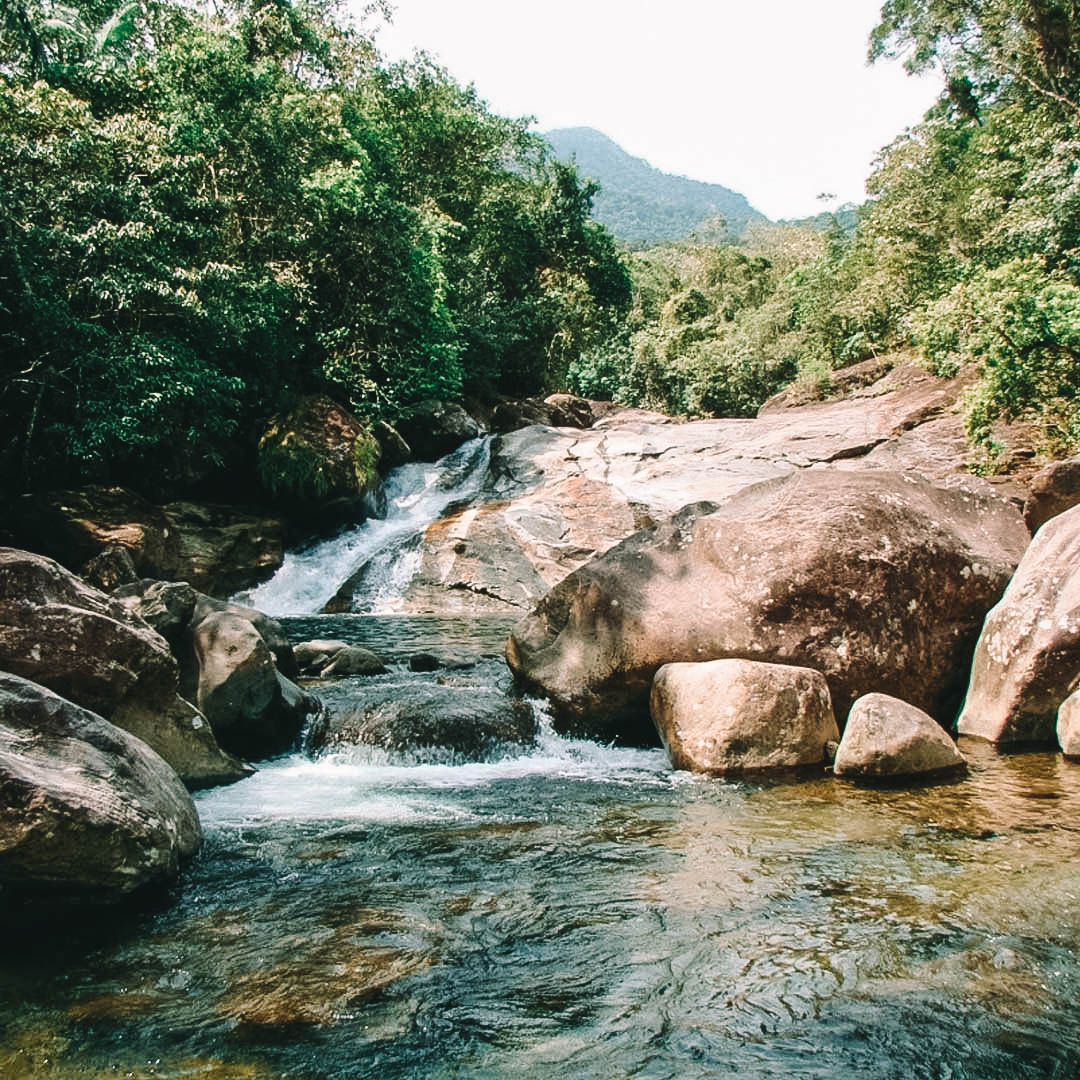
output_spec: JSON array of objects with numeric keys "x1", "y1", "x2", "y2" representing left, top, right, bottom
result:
[
  {"x1": 0, "y1": 0, "x2": 630, "y2": 496},
  {"x1": 546, "y1": 127, "x2": 766, "y2": 247},
  {"x1": 571, "y1": 1, "x2": 1080, "y2": 468}
]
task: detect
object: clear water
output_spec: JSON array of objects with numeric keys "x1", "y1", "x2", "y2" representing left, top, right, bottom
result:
[{"x1": 3, "y1": 615, "x2": 1080, "y2": 1080}]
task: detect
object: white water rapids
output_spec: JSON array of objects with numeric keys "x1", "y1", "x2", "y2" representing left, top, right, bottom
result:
[{"x1": 239, "y1": 437, "x2": 494, "y2": 616}]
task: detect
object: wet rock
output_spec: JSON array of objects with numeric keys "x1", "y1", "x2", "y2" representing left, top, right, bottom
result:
[
  {"x1": 192, "y1": 611, "x2": 312, "y2": 760},
  {"x1": 650, "y1": 659, "x2": 838, "y2": 774},
  {"x1": 507, "y1": 470, "x2": 1027, "y2": 738},
  {"x1": 395, "y1": 400, "x2": 482, "y2": 461},
  {"x1": 490, "y1": 397, "x2": 558, "y2": 433},
  {"x1": 374, "y1": 419, "x2": 412, "y2": 470},
  {"x1": 294, "y1": 639, "x2": 350, "y2": 674},
  {"x1": 79, "y1": 545, "x2": 138, "y2": 592},
  {"x1": 1057, "y1": 690, "x2": 1080, "y2": 758},
  {"x1": 1023, "y1": 455, "x2": 1080, "y2": 535},
  {"x1": 313, "y1": 665, "x2": 534, "y2": 757},
  {"x1": 321, "y1": 645, "x2": 387, "y2": 678},
  {"x1": 957, "y1": 503, "x2": 1080, "y2": 744},
  {"x1": 834, "y1": 693, "x2": 966, "y2": 780},
  {"x1": 408, "y1": 652, "x2": 441, "y2": 672},
  {"x1": 0, "y1": 672, "x2": 201, "y2": 901},
  {"x1": 189, "y1": 594, "x2": 298, "y2": 679},
  {"x1": 114, "y1": 579, "x2": 198, "y2": 647}
]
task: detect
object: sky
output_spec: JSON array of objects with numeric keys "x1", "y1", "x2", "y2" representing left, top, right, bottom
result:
[{"x1": 370, "y1": 0, "x2": 942, "y2": 221}]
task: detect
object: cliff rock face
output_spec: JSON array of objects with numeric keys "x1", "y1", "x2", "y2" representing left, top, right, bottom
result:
[{"x1": 506, "y1": 470, "x2": 1028, "y2": 738}]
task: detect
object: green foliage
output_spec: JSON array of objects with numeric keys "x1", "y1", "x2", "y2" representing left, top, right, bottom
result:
[{"x1": 0, "y1": 0, "x2": 630, "y2": 497}]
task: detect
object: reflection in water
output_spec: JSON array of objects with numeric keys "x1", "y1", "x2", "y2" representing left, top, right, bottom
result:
[{"x1": 2, "y1": 620, "x2": 1079, "y2": 1079}]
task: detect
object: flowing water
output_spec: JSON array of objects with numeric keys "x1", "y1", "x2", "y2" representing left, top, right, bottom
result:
[{"x1": 4, "y1": 449, "x2": 1080, "y2": 1079}]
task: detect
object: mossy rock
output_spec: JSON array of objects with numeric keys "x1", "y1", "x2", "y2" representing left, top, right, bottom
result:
[{"x1": 257, "y1": 395, "x2": 380, "y2": 505}]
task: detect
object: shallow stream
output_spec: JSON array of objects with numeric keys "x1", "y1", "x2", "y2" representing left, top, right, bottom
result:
[{"x1": 2, "y1": 613, "x2": 1080, "y2": 1080}]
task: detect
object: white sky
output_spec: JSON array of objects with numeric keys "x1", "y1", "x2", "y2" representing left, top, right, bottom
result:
[{"x1": 370, "y1": 0, "x2": 942, "y2": 221}]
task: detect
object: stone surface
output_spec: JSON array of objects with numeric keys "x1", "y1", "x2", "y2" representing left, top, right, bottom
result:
[
  {"x1": 312, "y1": 663, "x2": 534, "y2": 757},
  {"x1": 372, "y1": 360, "x2": 1030, "y2": 617},
  {"x1": 192, "y1": 611, "x2": 312, "y2": 760},
  {"x1": 1057, "y1": 690, "x2": 1080, "y2": 758},
  {"x1": 650, "y1": 659, "x2": 838, "y2": 774},
  {"x1": 114, "y1": 579, "x2": 198, "y2": 646},
  {"x1": 294, "y1": 639, "x2": 351, "y2": 675},
  {"x1": 507, "y1": 469, "x2": 1028, "y2": 737},
  {"x1": 4, "y1": 486, "x2": 284, "y2": 596},
  {"x1": 79, "y1": 545, "x2": 138, "y2": 592},
  {"x1": 320, "y1": 645, "x2": 387, "y2": 678},
  {"x1": 395, "y1": 399, "x2": 482, "y2": 461},
  {"x1": 0, "y1": 548, "x2": 176, "y2": 718},
  {"x1": 1023, "y1": 455, "x2": 1080, "y2": 535},
  {"x1": 0, "y1": 672, "x2": 201, "y2": 901},
  {"x1": 958, "y1": 504, "x2": 1080, "y2": 744},
  {"x1": 834, "y1": 693, "x2": 966, "y2": 779}
]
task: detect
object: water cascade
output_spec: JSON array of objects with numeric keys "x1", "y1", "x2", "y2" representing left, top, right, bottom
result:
[{"x1": 242, "y1": 437, "x2": 495, "y2": 616}]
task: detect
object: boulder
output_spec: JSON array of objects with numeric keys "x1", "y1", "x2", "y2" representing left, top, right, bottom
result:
[
  {"x1": 507, "y1": 470, "x2": 1028, "y2": 737},
  {"x1": 1023, "y1": 455, "x2": 1080, "y2": 535},
  {"x1": 958, "y1": 504, "x2": 1080, "y2": 743},
  {"x1": 312, "y1": 664, "x2": 534, "y2": 757},
  {"x1": 5, "y1": 485, "x2": 284, "y2": 596},
  {"x1": 650, "y1": 659, "x2": 838, "y2": 775},
  {"x1": 0, "y1": 548, "x2": 176, "y2": 718},
  {"x1": 79, "y1": 545, "x2": 138, "y2": 592},
  {"x1": 257, "y1": 394, "x2": 380, "y2": 507},
  {"x1": 114, "y1": 579, "x2": 198, "y2": 647},
  {"x1": 0, "y1": 672, "x2": 202, "y2": 902},
  {"x1": 189, "y1": 594, "x2": 298, "y2": 679},
  {"x1": 395, "y1": 400, "x2": 482, "y2": 461},
  {"x1": 0, "y1": 550, "x2": 250, "y2": 788},
  {"x1": 543, "y1": 393, "x2": 595, "y2": 428},
  {"x1": 157, "y1": 501, "x2": 285, "y2": 596},
  {"x1": 490, "y1": 397, "x2": 558, "y2": 434},
  {"x1": 378, "y1": 359, "x2": 1029, "y2": 618},
  {"x1": 1057, "y1": 690, "x2": 1080, "y2": 758},
  {"x1": 833, "y1": 693, "x2": 966, "y2": 780},
  {"x1": 294, "y1": 639, "x2": 350, "y2": 675},
  {"x1": 321, "y1": 645, "x2": 387, "y2": 678},
  {"x1": 192, "y1": 611, "x2": 313, "y2": 759}
]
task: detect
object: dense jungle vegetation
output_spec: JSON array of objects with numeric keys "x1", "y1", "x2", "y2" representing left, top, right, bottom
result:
[
  {"x1": 0, "y1": 0, "x2": 630, "y2": 495},
  {"x1": 573, "y1": 1, "x2": 1080, "y2": 467},
  {"x1": 2, "y1": 0, "x2": 1079, "y2": 499}
]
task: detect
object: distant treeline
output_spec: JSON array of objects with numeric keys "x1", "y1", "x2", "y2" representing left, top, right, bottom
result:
[{"x1": 573, "y1": 1, "x2": 1080, "y2": 467}]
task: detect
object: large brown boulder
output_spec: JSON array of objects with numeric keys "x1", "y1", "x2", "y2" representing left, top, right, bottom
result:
[
  {"x1": 5, "y1": 486, "x2": 285, "y2": 597},
  {"x1": 650, "y1": 659, "x2": 837, "y2": 774},
  {"x1": 0, "y1": 548, "x2": 176, "y2": 717},
  {"x1": 0, "y1": 549, "x2": 248, "y2": 788},
  {"x1": 506, "y1": 470, "x2": 1028, "y2": 737},
  {"x1": 1023, "y1": 455, "x2": 1080, "y2": 535},
  {"x1": 957, "y1": 503, "x2": 1080, "y2": 744},
  {"x1": 0, "y1": 672, "x2": 202, "y2": 903},
  {"x1": 192, "y1": 611, "x2": 313, "y2": 759},
  {"x1": 834, "y1": 693, "x2": 966, "y2": 780}
]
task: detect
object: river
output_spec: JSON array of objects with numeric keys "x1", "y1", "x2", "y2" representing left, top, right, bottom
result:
[{"x1": 2, "y1": 446, "x2": 1079, "y2": 1079}]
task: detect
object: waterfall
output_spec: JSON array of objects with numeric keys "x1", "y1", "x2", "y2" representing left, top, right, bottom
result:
[{"x1": 240, "y1": 437, "x2": 493, "y2": 616}]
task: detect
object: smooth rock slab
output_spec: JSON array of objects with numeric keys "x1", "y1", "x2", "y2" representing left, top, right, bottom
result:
[
  {"x1": 834, "y1": 693, "x2": 965, "y2": 779},
  {"x1": 650, "y1": 659, "x2": 838, "y2": 775},
  {"x1": 0, "y1": 672, "x2": 201, "y2": 901},
  {"x1": 957, "y1": 503, "x2": 1080, "y2": 744}
]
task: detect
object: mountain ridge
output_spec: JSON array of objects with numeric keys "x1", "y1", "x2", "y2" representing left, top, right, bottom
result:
[{"x1": 545, "y1": 126, "x2": 767, "y2": 248}]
